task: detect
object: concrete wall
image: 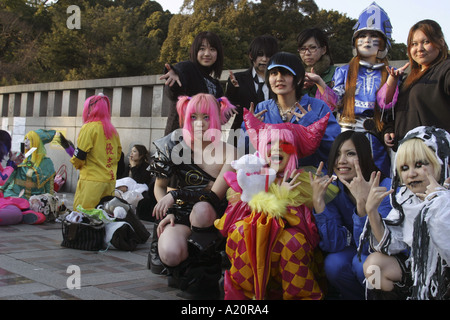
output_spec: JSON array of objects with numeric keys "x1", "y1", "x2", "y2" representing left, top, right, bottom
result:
[
  {"x1": 0, "y1": 70, "x2": 242, "y2": 193},
  {"x1": 0, "y1": 61, "x2": 408, "y2": 193}
]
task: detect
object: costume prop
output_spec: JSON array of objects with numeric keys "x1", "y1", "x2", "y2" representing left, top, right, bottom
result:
[{"x1": 351, "y1": 1, "x2": 392, "y2": 59}]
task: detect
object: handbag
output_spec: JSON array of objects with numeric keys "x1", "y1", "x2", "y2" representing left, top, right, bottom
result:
[
  {"x1": 61, "y1": 214, "x2": 105, "y2": 251},
  {"x1": 54, "y1": 164, "x2": 67, "y2": 192}
]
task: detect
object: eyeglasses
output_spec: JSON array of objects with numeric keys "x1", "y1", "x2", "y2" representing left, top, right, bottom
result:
[{"x1": 298, "y1": 45, "x2": 320, "y2": 54}]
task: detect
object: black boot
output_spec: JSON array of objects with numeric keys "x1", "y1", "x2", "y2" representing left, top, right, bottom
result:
[
  {"x1": 147, "y1": 223, "x2": 167, "y2": 275},
  {"x1": 175, "y1": 226, "x2": 223, "y2": 300},
  {"x1": 174, "y1": 252, "x2": 222, "y2": 300}
]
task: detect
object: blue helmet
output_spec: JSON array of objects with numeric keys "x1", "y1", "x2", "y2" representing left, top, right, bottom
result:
[{"x1": 352, "y1": 2, "x2": 393, "y2": 58}]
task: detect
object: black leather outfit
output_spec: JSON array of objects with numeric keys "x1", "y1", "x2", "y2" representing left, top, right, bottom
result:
[{"x1": 148, "y1": 132, "x2": 227, "y2": 226}]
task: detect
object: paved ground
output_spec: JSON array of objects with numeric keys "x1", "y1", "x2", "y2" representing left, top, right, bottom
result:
[{"x1": 0, "y1": 192, "x2": 185, "y2": 301}]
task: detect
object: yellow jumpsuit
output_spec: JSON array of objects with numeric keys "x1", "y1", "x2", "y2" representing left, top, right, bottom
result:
[{"x1": 71, "y1": 122, "x2": 122, "y2": 209}]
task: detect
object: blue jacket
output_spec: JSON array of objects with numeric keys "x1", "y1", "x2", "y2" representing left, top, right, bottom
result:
[
  {"x1": 333, "y1": 63, "x2": 384, "y2": 117},
  {"x1": 314, "y1": 177, "x2": 392, "y2": 254},
  {"x1": 240, "y1": 94, "x2": 341, "y2": 168}
]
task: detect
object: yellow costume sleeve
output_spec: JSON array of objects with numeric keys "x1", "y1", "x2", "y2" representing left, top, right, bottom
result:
[
  {"x1": 76, "y1": 124, "x2": 95, "y2": 155},
  {"x1": 248, "y1": 170, "x2": 339, "y2": 219},
  {"x1": 70, "y1": 157, "x2": 85, "y2": 170}
]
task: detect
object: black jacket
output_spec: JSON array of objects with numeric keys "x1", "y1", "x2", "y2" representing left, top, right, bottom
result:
[
  {"x1": 384, "y1": 58, "x2": 450, "y2": 149},
  {"x1": 164, "y1": 61, "x2": 224, "y2": 135},
  {"x1": 225, "y1": 68, "x2": 264, "y2": 131}
]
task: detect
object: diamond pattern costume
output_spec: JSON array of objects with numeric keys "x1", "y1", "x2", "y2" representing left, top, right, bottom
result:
[{"x1": 215, "y1": 110, "x2": 337, "y2": 300}]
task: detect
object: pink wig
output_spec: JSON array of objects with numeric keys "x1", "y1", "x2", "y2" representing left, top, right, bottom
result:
[
  {"x1": 176, "y1": 94, "x2": 235, "y2": 145},
  {"x1": 243, "y1": 109, "x2": 330, "y2": 175},
  {"x1": 82, "y1": 94, "x2": 118, "y2": 139},
  {"x1": 257, "y1": 128, "x2": 299, "y2": 174}
]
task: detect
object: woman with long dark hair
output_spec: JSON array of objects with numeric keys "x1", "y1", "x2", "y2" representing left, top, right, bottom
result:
[
  {"x1": 310, "y1": 131, "x2": 392, "y2": 299},
  {"x1": 160, "y1": 31, "x2": 226, "y2": 135}
]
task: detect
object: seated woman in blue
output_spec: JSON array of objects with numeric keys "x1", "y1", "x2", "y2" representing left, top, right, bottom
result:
[
  {"x1": 309, "y1": 131, "x2": 392, "y2": 300},
  {"x1": 238, "y1": 51, "x2": 340, "y2": 169}
]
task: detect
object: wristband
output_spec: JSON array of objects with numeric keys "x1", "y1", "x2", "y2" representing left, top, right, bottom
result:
[{"x1": 6, "y1": 159, "x2": 17, "y2": 170}]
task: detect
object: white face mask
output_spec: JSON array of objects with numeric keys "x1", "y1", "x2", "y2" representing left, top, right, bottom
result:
[
  {"x1": 356, "y1": 32, "x2": 382, "y2": 59},
  {"x1": 24, "y1": 137, "x2": 31, "y2": 150}
]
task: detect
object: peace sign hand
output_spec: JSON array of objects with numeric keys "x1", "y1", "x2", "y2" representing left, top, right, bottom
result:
[
  {"x1": 309, "y1": 162, "x2": 335, "y2": 213},
  {"x1": 293, "y1": 103, "x2": 312, "y2": 122},
  {"x1": 279, "y1": 169, "x2": 302, "y2": 191},
  {"x1": 249, "y1": 102, "x2": 267, "y2": 122},
  {"x1": 339, "y1": 160, "x2": 375, "y2": 217},
  {"x1": 385, "y1": 62, "x2": 410, "y2": 79},
  {"x1": 416, "y1": 166, "x2": 447, "y2": 200},
  {"x1": 365, "y1": 171, "x2": 394, "y2": 242},
  {"x1": 365, "y1": 171, "x2": 393, "y2": 218}
]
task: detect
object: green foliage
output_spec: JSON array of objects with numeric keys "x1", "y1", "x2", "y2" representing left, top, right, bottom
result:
[{"x1": 0, "y1": 0, "x2": 407, "y2": 86}]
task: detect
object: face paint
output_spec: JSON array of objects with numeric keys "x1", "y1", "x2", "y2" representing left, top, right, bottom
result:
[
  {"x1": 356, "y1": 31, "x2": 382, "y2": 60},
  {"x1": 399, "y1": 159, "x2": 433, "y2": 194},
  {"x1": 266, "y1": 140, "x2": 293, "y2": 173},
  {"x1": 24, "y1": 137, "x2": 31, "y2": 150},
  {"x1": 356, "y1": 37, "x2": 380, "y2": 48},
  {"x1": 372, "y1": 39, "x2": 381, "y2": 48},
  {"x1": 279, "y1": 141, "x2": 295, "y2": 155}
]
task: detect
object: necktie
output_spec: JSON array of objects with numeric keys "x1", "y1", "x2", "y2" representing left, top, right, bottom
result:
[{"x1": 254, "y1": 74, "x2": 265, "y2": 102}]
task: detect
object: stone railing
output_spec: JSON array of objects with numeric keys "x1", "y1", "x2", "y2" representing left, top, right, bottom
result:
[
  {"x1": 0, "y1": 61, "x2": 408, "y2": 193},
  {"x1": 0, "y1": 71, "x2": 240, "y2": 192}
]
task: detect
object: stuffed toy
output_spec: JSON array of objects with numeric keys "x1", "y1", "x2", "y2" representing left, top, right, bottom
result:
[{"x1": 231, "y1": 153, "x2": 276, "y2": 203}]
